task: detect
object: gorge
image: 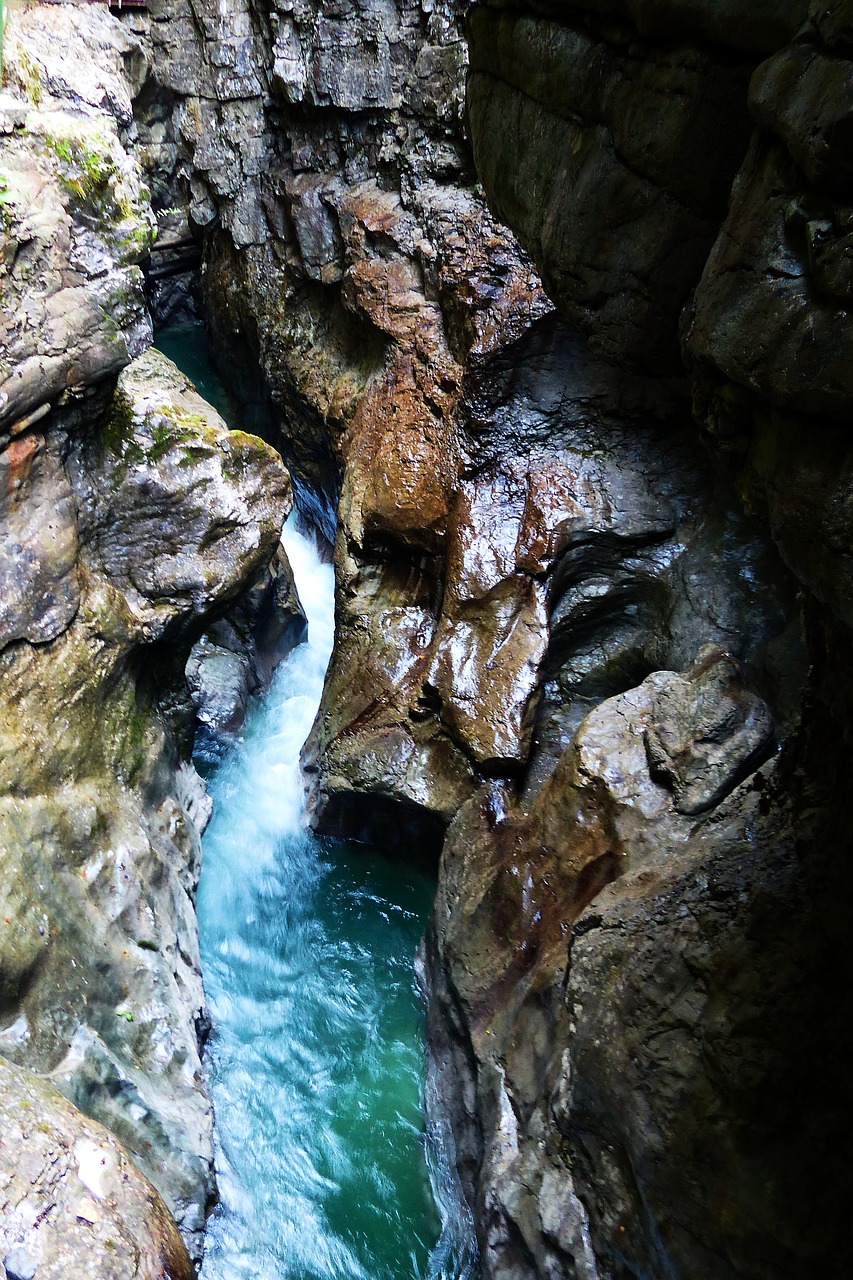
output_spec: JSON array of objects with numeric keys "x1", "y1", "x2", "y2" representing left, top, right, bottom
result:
[{"x1": 0, "y1": 1, "x2": 851, "y2": 1279}]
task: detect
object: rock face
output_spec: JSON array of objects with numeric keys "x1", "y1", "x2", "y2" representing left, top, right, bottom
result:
[
  {"x1": 0, "y1": 4, "x2": 293, "y2": 1263},
  {"x1": 0, "y1": 1056, "x2": 194, "y2": 1280},
  {"x1": 0, "y1": 5, "x2": 154, "y2": 433},
  {"x1": 426, "y1": 654, "x2": 852, "y2": 1280},
  {"x1": 121, "y1": 0, "x2": 797, "y2": 853},
  {"x1": 186, "y1": 544, "x2": 307, "y2": 760},
  {"x1": 0, "y1": 341, "x2": 290, "y2": 1255},
  {"x1": 421, "y1": 3, "x2": 853, "y2": 1279}
]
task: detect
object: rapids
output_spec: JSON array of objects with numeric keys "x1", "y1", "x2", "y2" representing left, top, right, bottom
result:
[{"x1": 155, "y1": 327, "x2": 476, "y2": 1280}]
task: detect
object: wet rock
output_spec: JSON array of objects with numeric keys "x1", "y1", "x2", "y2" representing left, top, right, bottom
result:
[
  {"x1": 0, "y1": 213, "x2": 289, "y2": 1268},
  {"x1": 0, "y1": 350, "x2": 289, "y2": 1252},
  {"x1": 186, "y1": 541, "x2": 307, "y2": 757},
  {"x1": 685, "y1": 136, "x2": 853, "y2": 417},
  {"x1": 186, "y1": 632, "x2": 255, "y2": 754},
  {"x1": 69, "y1": 346, "x2": 291, "y2": 639},
  {"x1": 426, "y1": 645, "x2": 848, "y2": 1280},
  {"x1": 132, "y1": 0, "x2": 803, "y2": 862},
  {"x1": 682, "y1": 14, "x2": 853, "y2": 633},
  {"x1": 0, "y1": 1056, "x2": 194, "y2": 1280},
  {"x1": 750, "y1": 40, "x2": 853, "y2": 189},
  {"x1": 553, "y1": 763, "x2": 852, "y2": 1280},
  {"x1": 34, "y1": 2, "x2": 845, "y2": 1278},
  {"x1": 644, "y1": 645, "x2": 775, "y2": 813}
]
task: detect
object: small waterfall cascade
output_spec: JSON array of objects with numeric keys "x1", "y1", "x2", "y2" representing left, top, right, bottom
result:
[{"x1": 196, "y1": 518, "x2": 476, "y2": 1279}]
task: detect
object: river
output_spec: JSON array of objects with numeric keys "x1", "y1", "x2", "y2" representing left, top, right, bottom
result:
[{"x1": 155, "y1": 326, "x2": 476, "y2": 1280}]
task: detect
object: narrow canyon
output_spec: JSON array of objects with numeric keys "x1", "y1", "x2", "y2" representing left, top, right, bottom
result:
[{"x1": 0, "y1": 0, "x2": 850, "y2": 1278}]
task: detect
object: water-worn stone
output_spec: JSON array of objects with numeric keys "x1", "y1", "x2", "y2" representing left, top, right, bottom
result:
[
  {"x1": 685, "y1": 136, "x2": 853, "y2": 417},
  {"x1": 186, "y1": 546, "x2": 306, "y2": 757},
  {"x1": 415, "y1": 5, "x2": 853, "y2": 1280},
  {"x1": 0, "y1": 433, "x2": 80, "y2": 649},
  {"x1": 2, "y1": 1, "x2": 847, "y2": 1279},
  {"x1": 0, "y1": 12, "x2": 293, "y2": 1249},
  {"x1": 426, "y1": 647, "x2": 851, "y2": 1280},
  {"x1": 644, "y1": 645, "x2": 775, "y2": 813},
  {"x1": 70, "y1": 347, "x2": 291, "y2": 639},
  {"x1": 0, "y1": 353, "x2": 290, "y2": 1256},
  {"x1": 683, "y1": 15, "x2": 853, "y2": 634},
  {"x1": 0, "y1": 1056, "x2": 194, "y2": 1280}
]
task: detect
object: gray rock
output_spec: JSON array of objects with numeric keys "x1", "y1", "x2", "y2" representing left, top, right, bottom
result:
[
  {"x1": 466, "y1": 5, "x2": 754, "y2": 370},
  {"x1": 0, "y1": 1057, "x2": 194, "y2": 1280},
  {"x1": 69, "y1": 346, "x2": 292, "y2": 641},
  {"x1": 0, "y1": 432, "x2": 80, "y2": 650},
  {"x1": 186, "y1": 635, "x2": 255, "y2": 752},
  {"x1": 0, "y1": 10, "x2": 155, "y2": 435},
  {"x1": 645, "y1": 645, "x2": 775, "y2": 814}
]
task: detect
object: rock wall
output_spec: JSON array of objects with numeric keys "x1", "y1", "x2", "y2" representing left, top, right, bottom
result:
[
  {"x1": 0, "y1": 1057, "x2": 195, "y2": 1280},
  {"x1": 116, "y1": 0, "x2": 799, "y2": 834},
  {"x1": 427, "y1": 2, "x2": 853, "y2": 1278},
  {"x1": 0, "y1": 4, "x2": 293, "y2": 1264}
]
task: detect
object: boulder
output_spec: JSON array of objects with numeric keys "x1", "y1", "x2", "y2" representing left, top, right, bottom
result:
[{"x1": 0, "y1": 1056, "x2": 194, "y2": 1280}]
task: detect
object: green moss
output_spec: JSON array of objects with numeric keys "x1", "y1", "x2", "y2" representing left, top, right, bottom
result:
[
  {"x1": 42, "y1": 128, "x2": 146, "y2": 235},
  {"x1": 221, "y1": 430, "x2": 269, "y2": 485},
  {"x1": 45, "y1": 130, "x2": 114, "y2": 207},
  {"x1": 17, "y1": 48, "x2": 42, "y2": 107},
  {"x1": 180, "y1": 444, "x2": 211, "y2": 467},
  {"x1": 102, "y1": 392, "x2": 144, "y2": 465},
  {"x1": 144, "y1": 406, "x2": 209, "y2": 462}
]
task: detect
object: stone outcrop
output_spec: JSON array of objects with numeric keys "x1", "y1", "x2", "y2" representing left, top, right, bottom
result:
[
  {"x1": 118, "y1": 0, "x2": 798, "y2": 855},
  {"x1": 0, "y1": 1056, "x2": 194, "y2": 1280},
  {"x1": 0, "y1": 339, "x2": 290, "y2": 1255},
  {"x1": 0, "y1": 4, "x2": 293, "y2": 1263},
  {"x1": 186, "y1": 544, "x2": 307, "y2": 761},
  {"x1": 94, "y1": 1, "x2": 849, "y2": 1275},
  {"x1": 0, "y1": 5, "x2": 154, "y2": 434},
  {"x1": 425, "y1": 650, "x2": 851, "y2": 1280}
]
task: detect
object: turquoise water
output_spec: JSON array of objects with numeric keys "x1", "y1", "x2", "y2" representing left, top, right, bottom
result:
[
  {"x1": 155, "y1": 324, "x2": 240, "y2": 425},
  {"x1": 155, "y1": 325, "x2": 476, "y2": 1280},
  {"x1": 197, "y1": 522, "x2": 448, "y2": 1280}
]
